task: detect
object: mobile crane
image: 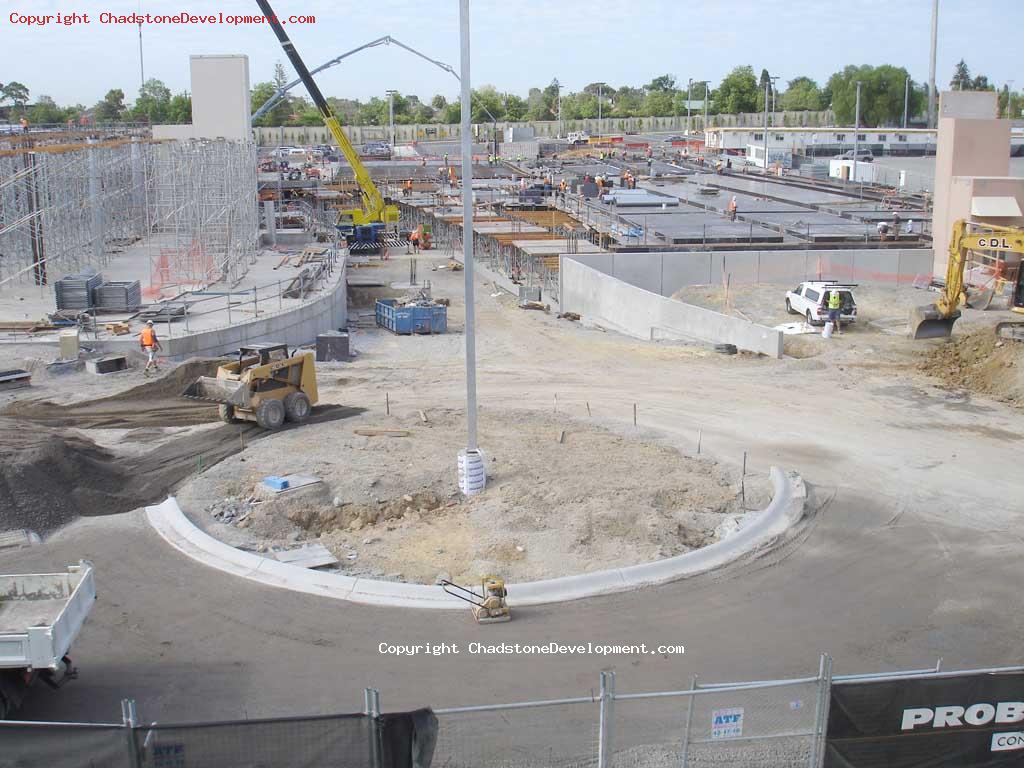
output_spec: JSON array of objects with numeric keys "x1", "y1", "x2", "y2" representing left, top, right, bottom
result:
[{"x1": 255, "y1": 0, "x2": 399, "y2": 251}]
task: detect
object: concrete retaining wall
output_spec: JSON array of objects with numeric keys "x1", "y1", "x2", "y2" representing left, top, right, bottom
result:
[
  {"x1": 89, "y1": 261, "x2": 347, "y2": 362},
  {"x1": 559, "y1": 258, "x2": 784, "y2": 358},
  {"x1": 569, "y1": 248, "x2": 933, "y2": 297}
]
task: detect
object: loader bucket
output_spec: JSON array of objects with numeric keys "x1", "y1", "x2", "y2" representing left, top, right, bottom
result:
[
  {"x1": 908, "y1": 305, "x2": 961, "y2": 340},
  {"x1": 182, "y1": 376, "x2": 249, "y2": 407}
]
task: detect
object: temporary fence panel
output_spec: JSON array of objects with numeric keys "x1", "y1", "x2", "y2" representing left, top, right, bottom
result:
[
  {"x1": 0, "y1": 722, "x2": 132, "y2": 768},
  {"x1": 134, "y1": 713, "x2": 374, "y2": 768},
  {"x1": 432, "y1": 700, "x2": 600, "y2": 768}
]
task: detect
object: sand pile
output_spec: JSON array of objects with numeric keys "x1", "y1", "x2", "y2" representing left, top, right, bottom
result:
[{"x1": 919, "y1": 330, "x2": 1024, "y2": 405}]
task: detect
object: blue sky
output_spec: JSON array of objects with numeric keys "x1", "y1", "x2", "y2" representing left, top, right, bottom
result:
[{"x1": 2, "y1": 0, "x2": 1022, "y2": 106}]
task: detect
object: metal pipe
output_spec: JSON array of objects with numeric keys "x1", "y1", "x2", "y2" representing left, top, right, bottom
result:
[
  {"x1": 597, "y1": 671, "x2": 615, "y2": 768},
  {"x1": 459, "y1": 0, "x2": 479, "y2": 453},
  {"x1": 680, "y1": 675, "x2": 697, "y2": 768},
  {"x1": 762, "y1": 81, "x2": 769, "y2": 174},
  {"x1": 852, "y1": 81, "x2": 862, "y2": 183},
  {"x1": 903, "y1": 77, "x2": 910, "y2": 129}
]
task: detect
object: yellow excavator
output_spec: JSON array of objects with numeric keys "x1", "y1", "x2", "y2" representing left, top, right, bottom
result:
[
  {"x1": 909, "y1": 219, "x2": 1024, "y2": 339},
  {"x1": 255, "y1": 0, "x2": 399, "y2": 244}
]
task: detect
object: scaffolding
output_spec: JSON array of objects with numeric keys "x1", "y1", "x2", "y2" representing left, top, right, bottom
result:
[{"x1": 0, "y1": 137, "x2": 258, "y2": 294}]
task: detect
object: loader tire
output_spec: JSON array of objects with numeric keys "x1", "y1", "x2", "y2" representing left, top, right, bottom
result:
[
  {"x1": 283, "y1": 392, "x2": 312, "y2": 423},
  {"x1": 218, "y1": 404, "x2": 236, "y2": 424},
  {"x1": 255, "y1": 399, "x2": 286, "y2": 430}
]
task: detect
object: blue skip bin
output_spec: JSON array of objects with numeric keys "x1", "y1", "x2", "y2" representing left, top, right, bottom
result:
[{"x1": 375, "y1": 299, "x2": 448, "y2": 335}]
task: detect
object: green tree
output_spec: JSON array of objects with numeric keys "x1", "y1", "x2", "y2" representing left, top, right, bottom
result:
[
  {"x1": 611, "y1": 86, "x2": 643, "y2": 117},
  {"x1": 972, "y1": 74, "x2": 993, "y2": 91},
  {"x1": 780, "y1": 76, "x2": 822, "y2": 111},
  {"x1": 27, "y1": 95, "x2": 64, "y2": 124},
  {"x1": 430, "y1": 94, "x2": 447, "y2": 111},
  {"x1": 641, "y1": 90, "x2": 675, "y2": 116},
  {"x1": 131, "y1": 78, "x2": 171, "y2": 123},
  {"x1": 93, "y1": 89, "x2": 125, "y2": 122},
  {"x1": 167, "y1": 93, "x2": 192, "y2": 123},
  {"x1": 2, "y1": 81, "x2": 31, "y2": 119},
  {"x1": 646, "y1": 74, "x2": 676, "y2": 93},
  {"x1": 716, "y1": 66, "x2": 758, "y2": 114},
  {"x1": 525, "y1": 88, "x2": 553, "y2": 121},
  {"x1": 827, "y1": 65, "x2": 920, "y2": 126},
  {"x1": 471, "y1": 85, "x2": 505, "y2": 123},
  {"x1": 441, "y1": 102, "x2": 461, "y2": 123},
  {"x1": 504, "y1": 94, "x2": 527, "y2": 121},
  {"x1": 951, "y1": 60, "x2": 971, "y2": 90}
]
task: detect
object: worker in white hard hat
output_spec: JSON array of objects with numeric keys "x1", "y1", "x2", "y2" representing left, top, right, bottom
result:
[{"x1": 139, "y1": 320, "x2": 162, "y2": 376}]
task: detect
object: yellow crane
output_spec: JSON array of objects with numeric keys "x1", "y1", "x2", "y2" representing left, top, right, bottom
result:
[
  {"x1": 255, "y1": 0, "x2": 399, "y2": 232},
  {"x1": 909, "y1": 219, "x2": 1024, "y2": 339}
]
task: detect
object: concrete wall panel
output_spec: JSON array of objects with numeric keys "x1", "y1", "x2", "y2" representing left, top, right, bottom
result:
[
  {"x1": 190, "y1": 55, "x2": 251, "y2": 141},
  {"x1": 661, "y1": 253, "x2": 712, "y2": 294},
  {"x1": 561, "y1": 259, "x2": 783, "y2": 357},
  {"x1": 612, "y1": 252, "x2": 663, "y2": 295}
]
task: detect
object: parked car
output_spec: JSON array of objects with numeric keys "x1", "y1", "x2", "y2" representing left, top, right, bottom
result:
[
  {"x1": 837, "y1": 149, "x2": 874, "y2": 162},
  {"x1": 785, "y1": 281, "x2": 858, "y2": 326}
]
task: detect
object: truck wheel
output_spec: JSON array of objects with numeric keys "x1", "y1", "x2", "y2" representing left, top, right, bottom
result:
[
  {"x1": 283, "y1": 392, "x2": 311, "y2": 423},
  {"x1": 785, "y1": 299, "x2": 796, "y2": 315},
  {"x1": 806, "y1": 310, "x2": 817, "y2": 327},
  {"x1": 218, "y1": 404, "x2": 236, "y2": 424},
  {"x1": 255, "y1": 399, "x2": 286, "y2": 430}
]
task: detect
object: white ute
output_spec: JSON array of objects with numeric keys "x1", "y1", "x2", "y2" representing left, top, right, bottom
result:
[
  {"x1": 0, "y1": 561, "x2": 95, "y2": 718},
  {"x1": 785, "y1": 281, "x2": 858, "y2": 327}
]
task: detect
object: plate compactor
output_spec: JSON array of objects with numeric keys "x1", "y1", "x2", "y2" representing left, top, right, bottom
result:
[
  {"x1": 182, "y1": 344, "x2": 318, "y2": 430},
  {"x1": 442, "y1": 577, "x2": 511, "y2": 624}
]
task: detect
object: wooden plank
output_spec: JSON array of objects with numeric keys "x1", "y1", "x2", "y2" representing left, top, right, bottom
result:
[
  {"x1": 354, "y1": 428, "x2": 411, "y2": 437},
  {"x1": 274, "y1": 543, "x2": 339, "y2": 569}
]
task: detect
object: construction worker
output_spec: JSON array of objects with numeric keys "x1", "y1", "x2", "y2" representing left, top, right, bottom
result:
[
  {"x1": 410, "y1": 226, "x2": 420, "y2": 254},
  {"x1": 443, "y1": 153, "x2": 449, "y2": 167},
  {"x1": 448, "y1": 166, "x2": 457, "y2": 187},
  {"x1": 727, "y1": 196, "x2": 738, "y2": 221},
  {"x1": 827, "y1": 290, "x2": 843, "y2": 334},
  {"x1": 139, "y1": 320, "x2": 162, "y2": 375},
  {"x1": 403, "y1": 179, "x2": 413, "y2": 197},
  {"x1": 19, "y1": 117, "x2": 28, "y2": 133}
]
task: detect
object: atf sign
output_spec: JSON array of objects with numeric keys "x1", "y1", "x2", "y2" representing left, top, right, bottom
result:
[
  {"x1": 711, "y1": 707, "x2": 743, "y2": 739},
  {"x1": 826, "y1": 672, "x2": 1024, "y2": 768}
]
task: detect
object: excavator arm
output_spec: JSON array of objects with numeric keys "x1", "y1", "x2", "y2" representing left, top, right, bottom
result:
[
  {"x1": 910, "y1": 219, "x2": 1024, "y2": 339},
  {"x1": 255, "y1": 0, "x2": 398, "y2": 227}
]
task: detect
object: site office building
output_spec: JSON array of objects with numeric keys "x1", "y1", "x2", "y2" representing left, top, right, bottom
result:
[{"x1": 706, "y1": 127, "x2": 938, "y2": 157}]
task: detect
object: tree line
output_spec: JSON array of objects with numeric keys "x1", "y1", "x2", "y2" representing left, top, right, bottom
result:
[{"x1": 3, "y1": 60, "x2": 1019, "y2": 129}]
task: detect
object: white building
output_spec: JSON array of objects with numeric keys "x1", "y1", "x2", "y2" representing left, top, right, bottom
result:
[{"x1": 708, "y1": 126, "x2": 1024, "y2": 157}]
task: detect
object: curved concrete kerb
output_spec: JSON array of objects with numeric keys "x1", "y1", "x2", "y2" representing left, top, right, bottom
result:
[{"x1": 145, "y1": 467, "x2": 807, "y2": 609}]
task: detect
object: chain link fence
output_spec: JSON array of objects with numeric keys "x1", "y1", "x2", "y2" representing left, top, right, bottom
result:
[{"x1": 13, "y1": 656, "x2": 1024, "y2": 768}]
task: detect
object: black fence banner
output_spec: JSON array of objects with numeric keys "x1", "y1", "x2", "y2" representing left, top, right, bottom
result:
[{"x1": 826, "y1": 672, "x2": 1024, "y2": 768}]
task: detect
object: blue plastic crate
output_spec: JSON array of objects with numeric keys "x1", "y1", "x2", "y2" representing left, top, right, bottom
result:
[{"x1": 263, "y1": 476, "x2": 290, "y2": 491}]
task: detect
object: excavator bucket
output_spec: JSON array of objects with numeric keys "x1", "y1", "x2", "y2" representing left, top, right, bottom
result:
[
  {"x1": 181, "y1": 376, "x2": 249, "y2": 407},
  {"x1": 908, "y1": 304, "x2": 961, "y2": 340}
]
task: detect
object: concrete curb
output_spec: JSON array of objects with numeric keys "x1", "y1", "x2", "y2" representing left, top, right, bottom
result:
[{"x1": 145, "y1": 467, "x2": 806, "y2": 609}]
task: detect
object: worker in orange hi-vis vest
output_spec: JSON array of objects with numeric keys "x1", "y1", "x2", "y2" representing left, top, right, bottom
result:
[{"x1": 139, "y1": 320, "x2": 162, "y2": 376}]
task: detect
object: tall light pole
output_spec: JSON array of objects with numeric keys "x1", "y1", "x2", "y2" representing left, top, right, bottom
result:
[
  {"x1": 552, "y1": 78, "x2": 563, "y2": 138},
  {"x1": 687, "y1": 78, "x2": 693, "y2": 134},
  {"x1": 458, "y1": 0, "x2": 480, "y2": 466},
  {"x1": 385, "y1": 89, "x2": 397, "y2": 148},
  {"x1": 903, "y1": 77, "x2": 910, "y2": 129},
  {"x1": 704, "y1": 82, "x2": 709, "y2": 134},
  {"x1": 762, "y1": 80, "x2": 770, "y2": 174},
  {"x1": 1006, "y1": 81, "x2": 1015, "y2": 119},
  {"x1": 852, "y1": 80, "x2": 862, "y2": 183},
  {"x1": 598, "y1": 83, "x2": 603, "y2": 122},
  {"x1": 927, "y1": 0, "x2": 938, "y2": 128}
]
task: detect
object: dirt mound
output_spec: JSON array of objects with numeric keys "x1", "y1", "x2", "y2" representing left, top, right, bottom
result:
[
  {"x1": 918, "y1": 330, "x2": 1024, "y2": 405},
  {"x1": 1, "y1": 358, "x2": 221, "y2": 428}
]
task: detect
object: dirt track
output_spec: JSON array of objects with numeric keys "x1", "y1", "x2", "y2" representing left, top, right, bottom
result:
[{"x1": 0, "y1": 360, "x2": 363, "y2": 533}]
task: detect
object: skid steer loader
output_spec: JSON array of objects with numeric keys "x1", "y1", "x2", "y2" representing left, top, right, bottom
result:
[{"x1": 182, "y1": 344, "x2": 318, "y2": 430}]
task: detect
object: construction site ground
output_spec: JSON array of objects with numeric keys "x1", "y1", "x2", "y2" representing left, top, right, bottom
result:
[{"x1": 1, "y1": 247, "x2": 1023, "y2": 725}]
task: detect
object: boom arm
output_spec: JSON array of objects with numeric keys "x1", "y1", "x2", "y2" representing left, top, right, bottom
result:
[
  {"x1": 941, "y1": 220, "x2": 1024, "y2": 317},
  {"x1": 254, "y1": 0, "x2": 396, "y2": 226}
]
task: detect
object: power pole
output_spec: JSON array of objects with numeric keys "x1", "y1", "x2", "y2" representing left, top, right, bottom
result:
[
  {"x1": 903, "y1": 77, "x2": 910, "y2": 129},
  {"x1": 385, "y1": 90, "x2": 397, "y2": 148},
  {"x1": 598, "y1": 83, "x2": 603, "y2": 122},
  {"x1": 704, "y1": 82, "x2": 709, "y2": 133},
  {"x1": 762, "y1": 80, "x2": 769, "y2": 174},
  {"x1": 927, "y1": 0, "x2": 938, "y2": 128},
  {"x1": 687, "y1": 78, "x2": 693, "y2": 134},
  {"x1": 458, "y1": 0, "x2": 479, "y2": 454},
  {"x1": 852, "y1": 81, "x2": 862, "y2": 183}
]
